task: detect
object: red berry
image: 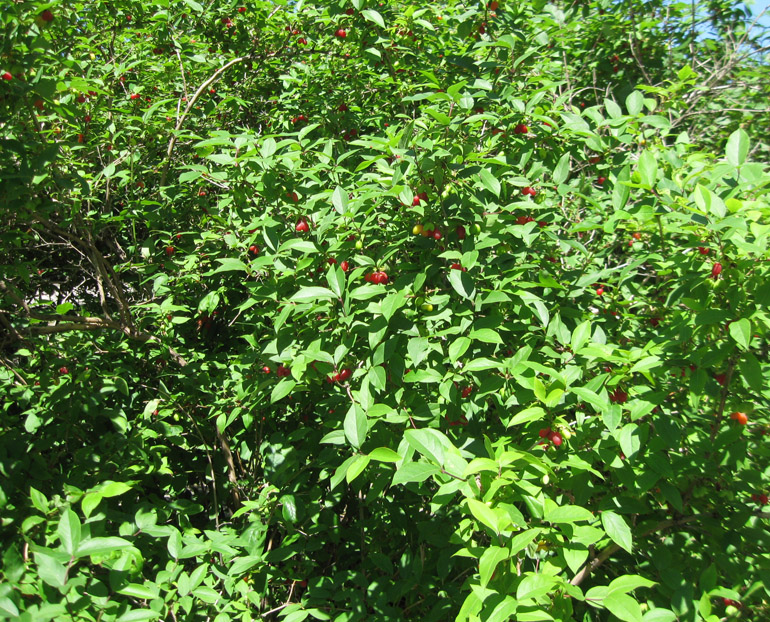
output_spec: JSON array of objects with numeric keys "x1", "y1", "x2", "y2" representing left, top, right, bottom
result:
[
  {"x1": 433, "y1": 229, "x2": 442, "y2": 240},
  {"x1": 165, "y1": 246, "x2": 175, "y2": 256},
  {"x1": 418, "y1": 192, "x2": 428, "y2": 201},
  {"x1": 130, "y1": 93, "x2": 140, "y2": 99},
  {"x1": 1, "y1": 71, "x2": 12, "y2": 81},
  {"x1": 295, "y1": 218, "x2": 310, "y2": 232},
  {"x1": 59, "y1": 366, "x2": 69, "y2": 375},
  {"x1": 338, "y1": 368, "x2": 352, "y2": 381},
  {"x1": 297, "y1": 37, "x2": 307, "y2": 45},
  {"x1": 238, "y1": 7, "x2": 246, "y2": 13},
  {"x1": 715, "y1": 373, "x2": 727, "y2": 386},
  {"x1": 450, "y1": 263, "x2": 464, "y2": 271},
  {"x1": 760, "y1": 494, "x2": 768, "y2": 505},
  {"x1": 632, "y1": 232, "x2": 642, "y2": 240},
  {"x1": 340, "y1": 260, "x2": 349, "y2": 272},
  {"x1": 539, "y1": 428, "x2": 551, "y2": 438},
  {"x1": 609, "y1": 388, "x2": 628, "y2": 404},
  {"x1": 262, "y1": 366, "x2": 271, "y2": 373},
  {"x1": 596, "y1": 288, "x2": 604, "y2": 296},
  {"x1": 338, "y1": 103, "x2": 349, "y2": 112},
  {"x1": 249, "y1": 245, "x2": 259, "y2": 255},
  {"x1": 596, "y1": 176, "x2": 607, "y2": 185},
  {"x1": 412, "y1": 196, "x2": 421, "y2": 206},
  {"x1": 698, "y1": 246, "x2": 709, "y2": 255},
  {"x1": 288, "y1": 191, "x2": 299, "y2": 202},
  {"x1": 711, "y1": 262, "x2": 723, "y2": 278},
  {"x1": 550, "y1": 432, "x2": 563, "y2": 447},
  {"x1": 461, "y1": 386, "x2": 473, "y2": 398},
  {"x1": 456, "y1": 225, "x2": 466, "y2": 240},
  {"x1": 327, "y1": 257, "x2": 337, "y2": 265},
  {"x1": 277, "y1": 365, "x2": 291, "y2": 377},
  {"x1": 40, "y1": 9, "x2": 54, "y2": 22},
  {"x1": 335, "y1": 28, "x2": 347, "y2": 38},
  {"x1": 346, "y1": 8, "x2": 355, "y2": 15}
]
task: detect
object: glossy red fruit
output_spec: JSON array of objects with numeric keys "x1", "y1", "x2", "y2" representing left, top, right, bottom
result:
[
  {"x1": 489, "y1": 0, "x2": 499, "y2": 9},
  {"x1": 596, "y1": 287, "x2": 604, "y2": 296},
  {"x1": 165, "y1": 246, "x2": 175, "y2": 256},
  {"x1": 238, "y1": 7, "x2": 246, "y2": 13},
  {"x1": 514, "y1": 123, "x2": 528, "y2": 134},
  {"x1": 450, "y1": 263, "x2": 465, "y2": 271},
  {"x1": 295, "y1": 218, "x2": 310, "y2": 232},
  {"x1": 456, "y1": 225, "x2": 466, "y2": 240},
  {"x1": 539, "y1": 427, "x2": 551, "y2": 438},
  {"x1": 760, "y1": 494, "x2": 769, "y2": 505},
  {"x1": 698, "y1": 246, "x2": 709, "y2": 255},
  {"x1": 346, "y1": 8, "x2": 355, "y2": 15},
  {"x1": 711, "y1": 262, "x2": 722, "y2": 278},
  {"x1": 609, "y1": 388, "x2": 628, "y2": 403},
  {"x1": 418, "y1": 192, "x2": 428, "y2": 201},
  {"x1": 130, "y1": 93, "x2": 140, "y2": 99},
  {"x1": 297, "y1": 37, "x2": 307, "y2": 45},
  {"x1": 77, "y1": 95, "x2": 86, "y2": 103},
  {"x1": 338, "y1": 368, "x2": 352, "y2": 382},
  {"x1": 632, "y1": 232, "x2": 642, "y2": 240},
  {"x1": 335, "y1": 28, "x2": 347, "y2": 38},
  {"x1": 340, "y1": 260, "x2": 349, "y2": 272},
  {"x1": 338, "y1": 103, "x2": 349, "y2": 112},
  {"x1": 40, "y1": 9, "x2": 54, "y2": 22},
  {"x1": 433, "y1": 229, "x2": 442, "y2": 240},
  {"x1": 596, "y1": 176, "x2": 607, "y2": 185},
  {"x1": 461, "y1": 386, "x2": 473, "y2": 398},
  {"x1": 59, "y1": 366, "x2": 69, "y2": 375},
  {"x1": 277, "y1": 365, "x2": 291, "y2": 377},
  {"x1": 327, "y1": 257, "x2": 337, "y2": 265},
  {"x1": 412, "y1": 196, "x2": 421, "y2": 206},
  {"x1": 288, "y1": 191, "x2": 299, "y2": 202},
  {"x1": 715, "y1": 373, "x2": 727, "y2": 386},
  {"x1": 550, "y1": 432, "x2": 563, "y2": 447},
  {"x1": 249, "y1": 245, "x2": 259, "y2": 255}
]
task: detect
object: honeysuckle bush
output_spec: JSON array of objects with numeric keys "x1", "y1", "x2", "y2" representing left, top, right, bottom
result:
[{"x1": 1, "y1": 0, "x2": 769, "y2": 621}]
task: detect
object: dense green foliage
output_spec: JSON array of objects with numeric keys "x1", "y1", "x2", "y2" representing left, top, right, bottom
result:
[{"x1": 1, "y1": 1, "x2": 770, "y2": 621}]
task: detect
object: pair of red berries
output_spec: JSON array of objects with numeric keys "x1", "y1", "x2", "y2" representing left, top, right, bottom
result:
[
  {"x1": 249, "y1": 245, "x2": 259, "y2": 255},
  {"x1": 365, "y1": 271, "x2": 388, "y2": 284},
  {"x1": 276, "y1": 365, "x2": 291, "y2": 378},
  {"x1": 456, "y1": 225, "x2": 466, "y2": 240},
  {"x1": 423, "y1": 228, "x2": 442, "y2": 240},
  {"x1": 538, "y1": 427, "x2": 563, "y2": 447},
  {"x1": 521, "y1": 186, "x2": 536, "y2": 196},
  {"x1": 516, "y1": 215, "x2": 535, "y2": 225},
  {"x1": 450, "y1": 263, "x2": 466, "y2": 272},
  {"x1": 327, "y1": 257, "x2": 350, "y2": 271},
  {"x1": 412, "y1": 191, "x2": 428, "y2": 206},
  {"x1": 751, "y1": 493, "x2": 768, "y2": 505},
  {"x1": 729, "y1": 411, "x2": 748, "y2": 425},
  {"x1": 328, "y1": 368, "x2": 352, "y2": 383},
  {"x1": 296, "y1": 218, "x2": 310, "y2": 232},
  {"x1": 513, "y1": 123, "x2": 528, "y2": 134},
  {"x1": 292, "y1": 114, "x2": 308, "y2": 124},
  {"x1": 335, "y1": 28, "x2": 347, "y2": 38},
  {"x1": 609, "y1": 388, "x2": 628, "y2": 403}
]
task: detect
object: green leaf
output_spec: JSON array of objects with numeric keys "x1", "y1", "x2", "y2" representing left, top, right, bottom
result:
[
  {"x1": 553, "y1": 153, "x2": 571, "y2": 184},
  {"x1": 344, "y1": 404, "x2": 367, "y2": 449},
  {"x1": 738, "y1": 353, "x2": 763, "y2": 391},
  {"x1": 270, "y1": 379, "x2": 296, "y2": 404},
  {"x1": 290, "y1": 287, "x2": 337, "y2": 302},
  {"x1": 601, "y1": 511, "x2": 633, "y2": 553},
  {"x1": 448, "y1": 268, "x2": 476, "y2": 299},
  {"x1": 361, "y1": 8, "x2": 385, "y2": 28},
  {"x1": 469, "y1": 328, "x2": 502, "y2": 344},
  {"x1": 626, "y1": 91, "x2": 644, "y2": 115},
  {"x1": 479, "y1": 168, "x2": 501, "y2": 197},
  {"x1": 637, "y1": 150, "x2": 658, "y2": 188},
  {"x1": 326, "y1": 265, "x2": 344, "y2": 298},
  {"x1": 728, "y1": 318, "x2": 751, "y2": 349},
  {"x1": 516, "y1": 572, "x2": 558, "y2": 600},
  {"x1": 210, "y1": 258, "x2": 248, "y2": 274},
  {"x1": 368, "y1": 447, "x2": 402, "y2": 462},
  {"x1": 467, "y1": 499, "x2": 499, "y2": 533},
  {"x1": 571, "y1": 320, "x2": 591, "y2": 352},
  {"x1": 58, "y1": 508, "x2": 82, "y2": 555},
  {"x1": 404, "y1": 428, "x2": 448, "y2": 466},
  {"x1": 100, "y1": 481, "x2": 134, "y2": 497},
  {"x1": 545, "y1": 502, "x2": 595, "y2": 523},
  {"x1": 479, "y1": 546, "x2": 509, "y2": 588},
  {"x1": 117, "y1": 583, "x2": 161, "y2": 600},
  {"x1": 392, "y1": 462, "x2": 440, "y2": 485},
  {"x1": 346, "y1": 454, "x2": 371, "y2": 483},
  {"x1": 75, "y1": 536, "x2": 132, "y2": 558},
  {"x1": 726, "y1": 129, "x2": 749, "y2": 166},
  {"x1": 332, "y1": 186, "x2": 348, "y2": 214},
  {"x1": 116, "y1": 609, "x2": 161, "y2": 622},
  {"x1": 449, "y1": 336, "x2": 471, "y2": 362},
  {"x1": 603, "y1": 592, "x2": 643, "y2": 622},
  {"x1": 608, "y1": 574, "x2": 657, "y2": 595}
]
